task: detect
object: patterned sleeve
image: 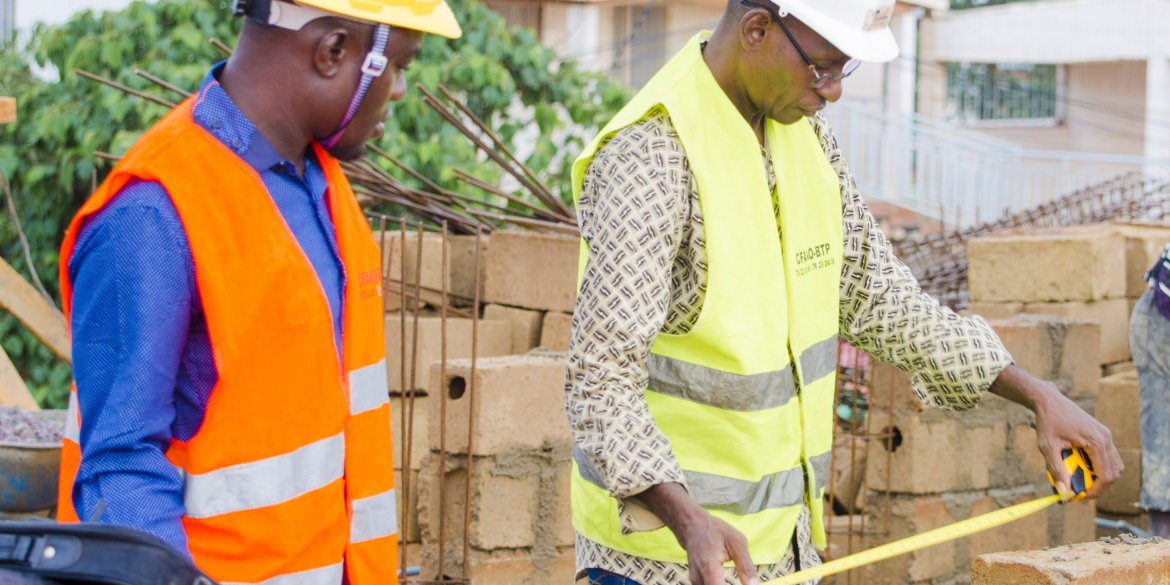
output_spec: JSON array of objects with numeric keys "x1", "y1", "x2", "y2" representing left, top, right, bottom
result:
[
  {"x1": 812, "y1": 114, "x2": 1014, "y2": 411},
  {"x1": 565, "y1": 115, "x2": 691, "y2": 512}
]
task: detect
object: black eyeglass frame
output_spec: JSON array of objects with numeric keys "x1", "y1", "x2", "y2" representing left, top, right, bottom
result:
[{"x1": 739, "y1": 0, "x2": 862, "y2": 90}]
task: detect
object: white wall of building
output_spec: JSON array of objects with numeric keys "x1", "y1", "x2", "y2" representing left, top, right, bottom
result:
[
  {"x1": 16, "y1": 0, "x2": 134, "y2": 29},
  {"x1": 918, "y1": 0, "x2": 1169, "y2": 164}
]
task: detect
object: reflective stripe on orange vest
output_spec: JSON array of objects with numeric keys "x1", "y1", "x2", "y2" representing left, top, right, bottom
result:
[{"x1": 56, "y1": 96, "x2": 397, "y2": 585}]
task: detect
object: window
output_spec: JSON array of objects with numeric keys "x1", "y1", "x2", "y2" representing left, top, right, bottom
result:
[
  {"x1": 611, "y1": 4, "x2": 667, "y2": 88},
  {"x1": 945, "y1": 63, "x2": 1062, "y2": 126}
]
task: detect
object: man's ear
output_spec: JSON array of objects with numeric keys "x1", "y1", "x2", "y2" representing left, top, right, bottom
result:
[
  {"x1": 740, "y1": 9, "x2": 771, "y2": 51},
  {"x1": 312, "y1": 27, "x2": 352, "y2": 78}
]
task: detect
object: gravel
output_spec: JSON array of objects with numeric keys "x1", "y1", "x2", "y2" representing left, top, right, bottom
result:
[{"x1": 0, "y1": 407, "x2": 65, "y2": 444}]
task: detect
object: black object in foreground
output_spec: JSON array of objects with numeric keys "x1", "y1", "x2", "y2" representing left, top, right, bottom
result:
[{"x1": 0, "y1": 521, "x2": 214, "y2": 585}]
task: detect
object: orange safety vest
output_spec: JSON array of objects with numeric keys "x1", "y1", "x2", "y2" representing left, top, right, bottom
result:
[{"x1": 56, "y1": 96, "x2": 398, "y2": 585}]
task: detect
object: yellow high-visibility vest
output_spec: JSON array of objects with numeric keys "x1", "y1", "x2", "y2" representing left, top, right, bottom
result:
[{"x1": 569, "y1": 32, "x2": 842, "y2": 564}]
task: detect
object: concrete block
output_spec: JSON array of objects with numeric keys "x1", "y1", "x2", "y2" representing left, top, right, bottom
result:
[
  {"x1": 827, "y1": 435, "x2": 868, "y2": 514},
  {"x1": 482, "y1": 231, "x2": 579, "y2": 312},
  {"x1": 427, "y1": 354, "x2": 571, "y2": 455},
  {"x1": 867, "y1": 409, "x2": 1008, "y2": 494},
  {"x1": 538, "y1": 312, "x2": 573, "y2": 352},
  {"x1": 378, "y1": 232, "x2": 486, "y2": 309},
  {"x1": 419, "y1": 449, "x2": 573, "y2": 550},
  {"x1": 1098, "y1": 447, "x2": 1142, "y2": 515},
  {"x1": 1097, "y1": 370, "x2": 1141, "y2": 450},
  {"x1": 385, "y1": 315, "x2": 512, "y2": 392},
  {"x1": 391, "y1": 395, "x2": 429, "y2": 470},
  {"x1": 1116, "y1": 224, "x2": 1170, "y2": 297},
  {"x1": 394, "y1": 469, "x2": 421, "y2": 543},
  {"x1": 421, "y1": 545, "x2": 576, "y2": 585},
  {"x1": 968, "y1": 229, "x2": 1125, "y2": 303},
  {"x1": 1023, "y1": 298, "x2": 1131, "y2": 365},
  {"x1": 997, "y1": 423, "x2": 1048, "y2": 489},
  {"x1": 1049, "y1": 498, "x2": 1097, "y2": 546},
  {"x1": 990, "y1": 316, "x2": 1101, "y2": 405},
  {"x1": 484, "y1": 304, "x2": 544, "y2": 354},
  {"x1": 865, "y1": 360, "x2": 928, "y2": 413},
  {"x1": 972, "y1": 538, "x2": 1170, "y2": 585},
  {"x1": 963, "y1": 302, "x2": 1024, "y2": 321},
  {"x1": 824, "y1": 514, "x2": 869, "y2": 583},
  {"x1": 969, "y1": 489, "x2": 1052, "y2": 559},
  {"x1": 417, "y1": 455, "x2": 539, "y2": 550},
  {"x1": 864, "y1": 494, "x2": 960, "y2": 583}
]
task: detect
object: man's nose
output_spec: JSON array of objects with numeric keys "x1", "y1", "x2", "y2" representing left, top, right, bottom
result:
[
  {"x1": 817, "y1": 79, "x2": 843, "y2": 104},
  {"x1": 390, "y1": 72, "x2": 407, "y2": 102}
]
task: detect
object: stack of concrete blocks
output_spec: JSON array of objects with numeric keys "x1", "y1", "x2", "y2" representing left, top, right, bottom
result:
[
  {"x1": 966, "y1": 223, "x2": 1170, "y2": 538},
  {"x1": 379, "y1": 230, "x2": 582, "y2": 582},
  {"x1": 856, "y1": 315, "x2": 1100, "y2": 584},
  {"x1": 967, "y1": 223, "x2": 1170, "y2": 371}
]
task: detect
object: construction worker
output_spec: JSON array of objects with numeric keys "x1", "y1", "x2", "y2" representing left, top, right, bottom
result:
[
  {"x1": 1131, "y1": 242, "x2": 1170, "y2": 538},
  {"x1": 55, "y1": 2, "x2": 460, "y2": 584},
  {"x1": 565, "y1": 1, "x2": 1123, "y2": 584}
]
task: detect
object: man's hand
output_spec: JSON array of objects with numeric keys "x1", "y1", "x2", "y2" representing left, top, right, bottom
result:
[
  {"x1": 989, "y1": 365, "x2": 1123, "y2": 499},
  {"x1": 637, "y1": 483, "x2": 761, "y2": 585}
]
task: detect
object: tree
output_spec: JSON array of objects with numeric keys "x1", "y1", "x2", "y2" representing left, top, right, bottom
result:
[{"x1": 0, "y1": 0, "x2": 630, "y2": 408}]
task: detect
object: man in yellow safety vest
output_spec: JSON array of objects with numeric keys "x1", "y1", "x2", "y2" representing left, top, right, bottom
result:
[{"x1": 565, "y1": 1, "x2": 1123, "y2": 584}]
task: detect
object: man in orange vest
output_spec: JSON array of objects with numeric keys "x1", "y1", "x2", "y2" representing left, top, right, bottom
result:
[{"x1": 56, "y1": 2, "x2": 461, "y2": 584}]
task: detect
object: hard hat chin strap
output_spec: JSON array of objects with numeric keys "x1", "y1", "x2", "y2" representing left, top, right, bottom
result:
[{"x1": 321, "y1": 23, "x2": 391, "y2": 149}]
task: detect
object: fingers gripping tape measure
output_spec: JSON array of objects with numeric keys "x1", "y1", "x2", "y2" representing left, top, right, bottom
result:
[{"x1": 772, "y1": 448, "x2": 1097, "y2": 585}]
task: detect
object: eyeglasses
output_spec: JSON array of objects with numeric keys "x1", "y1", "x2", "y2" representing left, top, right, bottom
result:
[{"x1": 740, "y1": 0, "x2": 862, "y2": 90}]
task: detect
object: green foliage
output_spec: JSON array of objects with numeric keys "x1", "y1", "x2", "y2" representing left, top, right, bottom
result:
[{"x1": 0, "y1": 0, "x2": 631, "y2": 408}]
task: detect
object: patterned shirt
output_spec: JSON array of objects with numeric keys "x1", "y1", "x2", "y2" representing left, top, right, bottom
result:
[{"x1": 566, "y1": 109, "x2": 1014, "y2": 584}]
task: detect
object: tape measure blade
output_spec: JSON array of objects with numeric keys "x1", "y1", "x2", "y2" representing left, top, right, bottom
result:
[{"x1": 770, "y1": 494, "x2": 1062, "y2": 585}]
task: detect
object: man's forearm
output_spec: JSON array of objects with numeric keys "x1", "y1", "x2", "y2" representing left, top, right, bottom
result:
[
  {"x1": 987, "y1": 364, "x2": 1056, "y2": 411},
  {"x1": 636, "y1": 482, "x2": 706, "y2": 541}
]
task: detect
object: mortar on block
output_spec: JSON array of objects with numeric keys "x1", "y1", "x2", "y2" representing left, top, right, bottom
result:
[{"x1": 0, "y1": 408, "x2": 66, "y2": 513}]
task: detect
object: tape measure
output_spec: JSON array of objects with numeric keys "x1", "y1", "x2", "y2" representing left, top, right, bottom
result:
[{"x1": 771, "y1": 448, "x2": 1097, "y2": 585}]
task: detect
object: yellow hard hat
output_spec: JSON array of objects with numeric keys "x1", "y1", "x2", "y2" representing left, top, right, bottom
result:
[{"x1": 267, "y1": 0, "x2": 462, "y2": 39}]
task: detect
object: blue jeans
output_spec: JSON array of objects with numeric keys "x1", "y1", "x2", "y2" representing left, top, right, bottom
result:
[
  {"x1": 1131, "y1": 290, "x2": 1170, "y2": 512},
  {"x1": 586, "y1": 569, "x2": 641, "y2": 584}
]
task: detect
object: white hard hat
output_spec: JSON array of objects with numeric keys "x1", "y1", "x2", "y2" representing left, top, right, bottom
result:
[{"x1": 771, "y1": 0, "x2": 899, "y2": 63}]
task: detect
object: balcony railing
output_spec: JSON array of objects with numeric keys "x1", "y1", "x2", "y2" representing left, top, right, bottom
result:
[{"x1": 823, "y1": 101, "x2": 1170, "y2": 228}]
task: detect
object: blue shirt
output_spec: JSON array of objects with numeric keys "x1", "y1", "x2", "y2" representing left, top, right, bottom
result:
[{"x1": 67, "y1": 64, "x2": 345, "y2": 556}]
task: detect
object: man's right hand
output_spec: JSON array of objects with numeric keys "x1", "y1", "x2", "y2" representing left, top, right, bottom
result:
[{"x1": 637, "y1": 483, "x2": 761, "y2": 585}]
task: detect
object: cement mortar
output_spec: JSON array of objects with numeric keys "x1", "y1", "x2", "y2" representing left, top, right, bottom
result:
[{"x1": 0, "y1": 408, "x2": 64, "y2": 445}]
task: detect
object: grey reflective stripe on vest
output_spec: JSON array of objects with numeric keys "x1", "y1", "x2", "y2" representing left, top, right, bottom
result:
[
  {"x1": 809, "y1": 450, "x2": 832, "y2": 495},
  {"x1": 350, "y1": 488, "x2": 398, "y2": 543},
  {"x1": 573, "y1": 445, "x2": 805, "y2": 515},
  {"x1": 349, "y1": 358, "x2": 389, "y2": 415},
  {"x1": 219, "y1": 561, "x2": 344, "y2": 585},
  {"x1": 686, "y1": 466, "x2": 806, "y2": 515},
  {"x1": 646, "y1": 354, "x2": 795, "y2": 412},
  {"x1": 799, "y1": 335, "x2": 838, "y2": 385},
  {"x1": 64, "y1": 392, "x2": 81, "y2": 443},
  {"x1": 183, "y1": 432, "x2": 345, "y2": 519}
]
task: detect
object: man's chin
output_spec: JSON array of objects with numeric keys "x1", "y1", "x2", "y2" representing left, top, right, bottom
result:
[{"x1": 326, "y1": 142, "x2": 366, "y2": 162}]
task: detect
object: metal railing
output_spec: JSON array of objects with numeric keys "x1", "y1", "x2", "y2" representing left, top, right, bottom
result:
[{"x1": 823, "y1": 101, "x2": 1170, "y2": 228}]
